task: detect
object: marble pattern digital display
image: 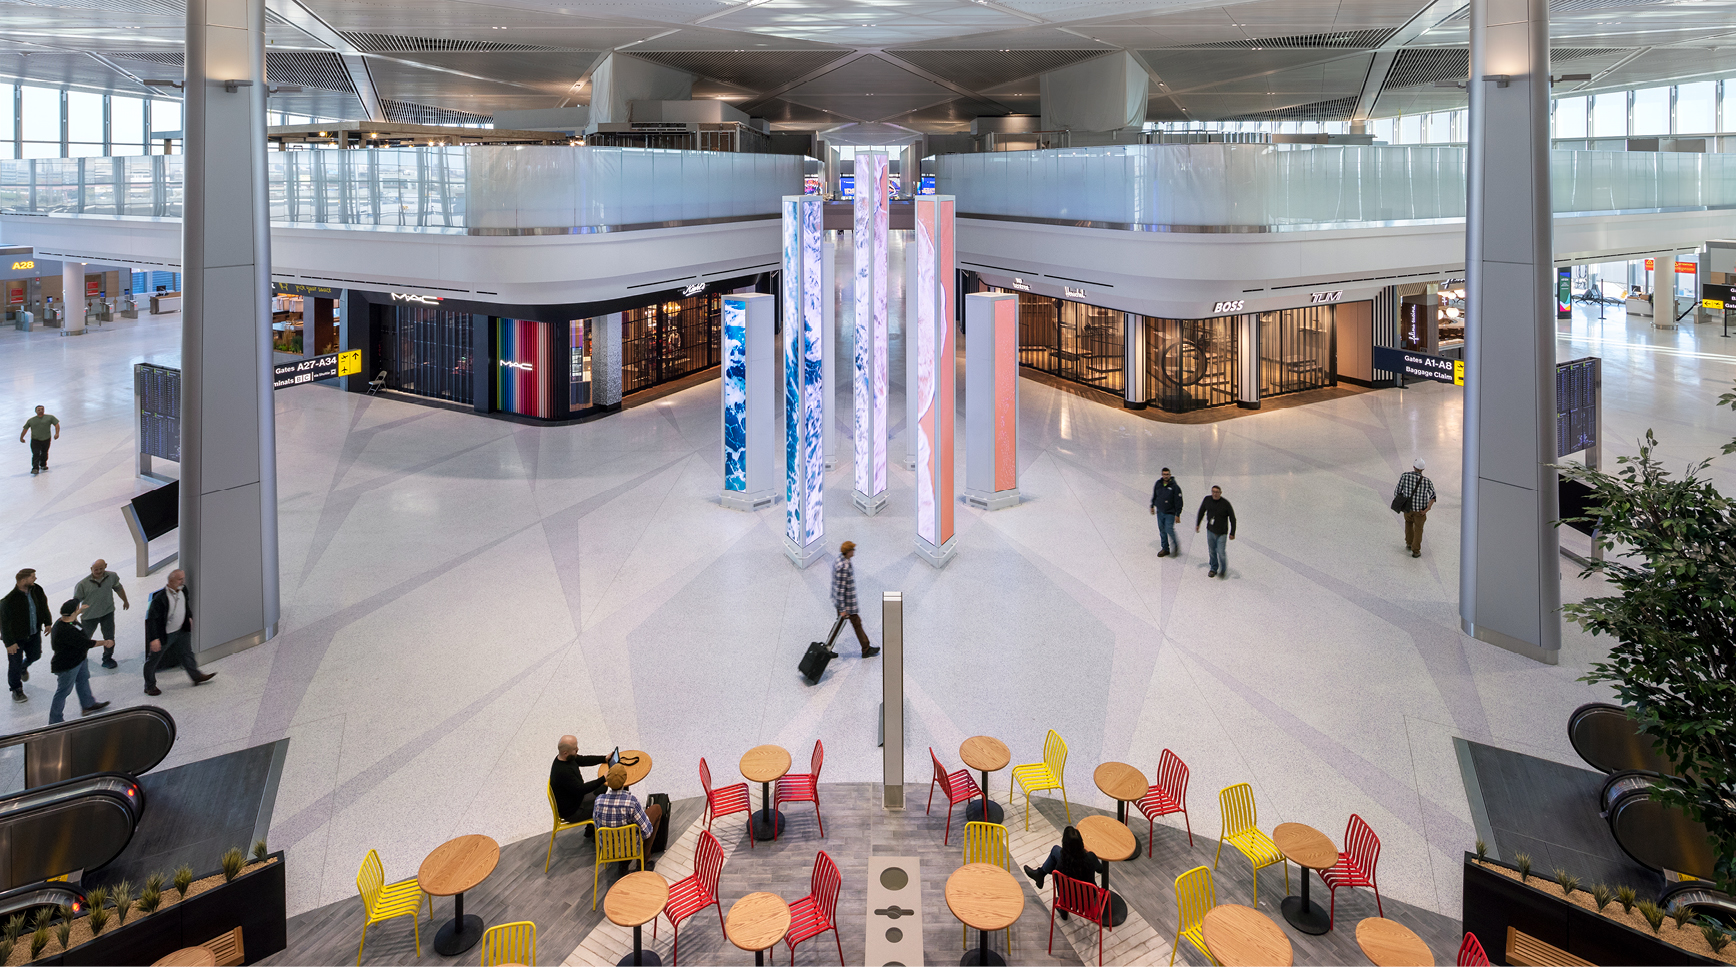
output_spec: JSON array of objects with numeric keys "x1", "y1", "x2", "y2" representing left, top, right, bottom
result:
[
  {"x1": 853, "y1": 151, "x2": 890, "y2": 500},
  {"x1": 722, "y1": 297, "x2": 747, "y2": 492},
  {"x1": 783, "y1": 195, "x2": 825, "y2": 552},
  {"x1": 913, "y1": 196, "x2": 957, "y2": 550}
]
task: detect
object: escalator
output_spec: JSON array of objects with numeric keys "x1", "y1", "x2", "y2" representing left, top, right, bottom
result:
[
  {"x1": 1599, "y1": 770, "x2": 1722, "y2": 882},
  {"x1": 0, "y1": 773, "x2": 145, "y2": 891},
  {"x1": 0, "y1": 881, "x2": 88, "y2": 921},
  {"x1": 1567, "y1": 702, "x2": 1678, "y2": 776},
  {"x1": 0, "y1": 705, "x2": 175, "y2": 789}
]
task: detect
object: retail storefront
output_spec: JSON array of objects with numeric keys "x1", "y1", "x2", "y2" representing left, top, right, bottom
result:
[
  {"x1": 981, "y1": 280, "x2": 1351, "y2": 413},
  {"x1": 271, "y1": 282, "x2": 341, "y2": 356},
  {"x1": 346, "y1": 274, "x2": 761, "y2": 423},
  {"x1": 2, "y1": 247, "x2": 140, "y2": 327}
]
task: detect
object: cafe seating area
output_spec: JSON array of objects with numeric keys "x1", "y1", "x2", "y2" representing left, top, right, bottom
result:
[{"x1": 263, "y1": 737, "x2": 1464, "y2": 967}]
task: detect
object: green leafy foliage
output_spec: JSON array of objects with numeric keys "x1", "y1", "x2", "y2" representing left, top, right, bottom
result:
[
  {"x1": 1668, "y1": 903, "x2": 1692, "y2": 930},
  {"x1": 144, "y1": 872, "x2": 165, "y2": 894},
  {"x1": 3, "y1": 913, "x2": 23, "y2": 945},
  {"x1": 113, "y1": 880, "x2": 134, "y2": 923},
  {"x1": 1475, "y1": 838, "x2": 1487, "y2": 861},
  {"x1": 1515, "y1": 852, "x2": 1532, "y2": 881},
  {"x1": 221, "y1": 847, "x2": 246, "y2": 882},
  {"x1": 138, "y1": 883, "x2": 162, "y2": 915},
  {"x1": 1637, "y1": 900, "x2": 1666, "y2": 934},
  {"x1": 252, "y1": 839, "x2": 269, "y2": 863},
  {"x1": 1553, "y1": 868, "x2": 1580, "y2": 895},
  {"x1": 1592, "y1": 883, "x2": 1613, "y2": 911},
  {"x1": 1702, "y1": 918, "x2": 1731, "y2": 954},
  {"x1": 1557, "y1": 383, "x2": 1736, "y2": 894},
  {"x1": 30, "y1": 924, "x2": 48, "y2": 958},
  {"x1": 53, "y1": 905, "x2": 71, "y2": 950},
  {"x1": 86, "y1": 885, "x2": 110, "y2": 935},
  {"x1": 1617, "y1": 885, "x2": 1638, "y2": 913},
  {"x1": 174, "y1": 864, "x2": 194, "y2": 897}
]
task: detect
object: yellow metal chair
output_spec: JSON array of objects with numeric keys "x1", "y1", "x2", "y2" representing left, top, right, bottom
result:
[
  {"x1": 480, "y1": 920, "x2": 538, "y2": 966},
  {"x1": 592, "y1": 824, "x2": 646, "y2": 910},
  {"x1": 546, "y1": 783, "x2": 594, "y2": 872},
  {"x1": 1172, "y1": 866, "x2": 1220, "y2": 966},
  {"x1": 355, "y1": 849, "x2": 431, "y2": 965},
  {"x1": 1009, "y1": 729, "x2": 1071, "y2": 830},
  {"x1": 961, "y1": 821, "x2": 1014, "y2": 951},
  {"x1": 1213, "y1": 783, "x2": 1287, "y2": 906}
]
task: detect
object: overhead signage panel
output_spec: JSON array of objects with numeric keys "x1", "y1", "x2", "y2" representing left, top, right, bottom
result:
[
  {"x1": 1373, "y1": 346, "x2": 1464, "y2": 385},
  {"x1": 273, "y1": 282, "x2": 340, "y2": 299},
  {"x1": 271, "y1": 350, "x2": 361, "y2": 389}
]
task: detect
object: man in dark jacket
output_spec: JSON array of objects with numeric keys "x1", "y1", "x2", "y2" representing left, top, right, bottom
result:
[
  {"x1": 1149, "y1": 468, "x2": 1184, "y2": 557},
  {"x1": 550, "y1": 734, "x2": 610, "y2": 825},
  {"x1": 49, "y1": 600, "x2": 108, "y2": 723},
  {"x1": 1195, "y1": 485, "x2": 1237, "y2": 579},
  {"x1": 2, "y1": 568, "x2": 52, "y2": 703},
  {"x1": 143, "y1": 569, "x2": 214, "y2": 696}
]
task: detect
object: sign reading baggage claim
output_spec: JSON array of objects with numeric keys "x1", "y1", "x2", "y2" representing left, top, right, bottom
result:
[
  {"x1": 272, "y1": 350, "x2": 362, "y2": 389},
  {"x1": 1373, "y1": 346, "x2": 1464, "y2": 386}
]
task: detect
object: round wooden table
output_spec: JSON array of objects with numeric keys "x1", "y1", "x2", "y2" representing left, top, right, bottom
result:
[
  {"x1": 1357, "y1": 917, "x2": 1436, "y2": 966},
  {"x1": 946, "y1": 862, "x2": 1024, "y2": 966},
  {"x1": 1093, "y1": 762, "x2": 1149, "y2": 830},
  {"x1": 417, "y1": 833, "x2": 501, "y2": 956},
  {"x1": 597, "y1": 749, "x2": 654, "y2": 789},
  {"x1": 605, "y1": 870, "x2": 670, "y2": 966},
  {"x1": 726, "y1": 891, "x2": 791, "y2": 966},
  {"x1": 960, "y1": 736, "x2": 1010, "y2": 825},
  {"x1": 1076, "y1": 814, "x2": 1138, "y2": 927},
  {"x1": 1273, "y1": 822, "x2": 1340, "y2": 935},
  {"x1": 741, "y1": 744, "x2": 792, "y2": 841},
  {"x1": 152, "y1": 948, "x2": 216, "y2": 967},
  {"x1": 1202, "y1": 904, "x2": 1293, "y2": 967}
]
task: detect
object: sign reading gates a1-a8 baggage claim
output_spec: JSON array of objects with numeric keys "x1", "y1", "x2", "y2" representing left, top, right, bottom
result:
[
  {"x1": 1372, "y1": 346, "x2": 1465, "y2": 386},
  {"x1": 271, "y1": 350, "x2": 363, "y2": 389}
]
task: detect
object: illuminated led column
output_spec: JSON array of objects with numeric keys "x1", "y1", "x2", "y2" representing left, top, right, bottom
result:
[
  {"x1": 913, "y1": 195, "x2": 958, "y2": 567},
  {"x1": 852, "y1": 150, "x2": 891, "y2": 516},
  {"x1": 783, "y1": 195, "x2": 827, "y2": 568},
  {"x1": 720, "y1": 293, "x2": 777, "y2": 511},
  {"x1": 823, "y1": 232, "x2": 838, "y2": 471},
  {"x1": 964, "y1": 292, "x2": 1020, "y2": 510},
  {"x1": 904, "y1": 236, "x2": 919, "y2": 471}
]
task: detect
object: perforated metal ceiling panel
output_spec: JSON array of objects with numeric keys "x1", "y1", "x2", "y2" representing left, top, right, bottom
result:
[
  {"x1": 381, "y1": 98, "x2": 492, "y2": 124},
  {"x1": 339, "y1": 32, "x2": 587, "y2": 53},
  {"x1": 1181, "y1": 28, "x2": 1399, "y2": 49},
  {"x1": 630, "y1": 49, "x2": 852, "y2": 92}
]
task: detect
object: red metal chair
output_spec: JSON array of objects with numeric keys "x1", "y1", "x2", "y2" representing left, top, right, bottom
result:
[
  {"x1": 1318, "y1": 813, "x2": 1383, "y2": 928},
  {"x1": 654, "y1": 830, "x2": 725, "y2": 965},
  {"x1": 784, "y1": 850, "x2": 844, "y2": 965},
  {"x1": 699, "y1": 757, "x2": 754, "y2": 849},
  {"x1": 928, "y1": 748, "x2": 983, "y2": 845},
  {"x1": 1048, "y1": 872, "x2": 1112, "y2": 967},
  {"x1": 1134, "y1": 748, "x2": 1192, "y2": 855},
  {"x1": 1457, "y1": 932, "x2": 1491, "y2": 966},
  {"x1": 774, "y1": 739, "x2": 825, "y2": 839}
]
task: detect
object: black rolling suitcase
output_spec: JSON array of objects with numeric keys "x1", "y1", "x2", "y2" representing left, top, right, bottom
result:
[{"x1": 798, "y1": 615, "x2": 848, "y2": 685}]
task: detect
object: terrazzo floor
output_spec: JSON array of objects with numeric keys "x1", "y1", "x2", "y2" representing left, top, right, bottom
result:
[{"x1": 1, "y1": 260, "x2": 1732, "y2": 949}]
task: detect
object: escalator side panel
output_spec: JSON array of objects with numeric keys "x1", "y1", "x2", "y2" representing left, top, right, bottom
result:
[
  {"x1": 20, "y1": 709, "x2": 176, "y2": 789},
  {"x1": 0, "y1": 796, "x2": 139, "y2": 891},
  {"x1": 1568, "y1": 703, "x2": 1678, "y2": 777},
  {"x1": 1607, "y1": 788, "x2": 1721, "y2": 881}
]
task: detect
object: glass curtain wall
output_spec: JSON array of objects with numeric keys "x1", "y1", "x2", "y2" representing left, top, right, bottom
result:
[
  {"x1": 620, "y1": 294, "x2": 720, "y2": 396},
  {"x1": 372, "y1": 306, "x2": 475, "y2": 404},
  {"x1": 1000, "y1": 289, "x2": 1125, "y2": 395},
  {"x1": 1145, "y1": 316, "x2": 1239, "y2": 411},
  {"x1": 1258, "y1": 305, "x2": 1335, "y2": 398}
]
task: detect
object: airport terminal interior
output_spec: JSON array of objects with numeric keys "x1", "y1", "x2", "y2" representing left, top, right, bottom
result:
[{"x1": 0, "y1": 0, "x2": 1733, "y2": 965}]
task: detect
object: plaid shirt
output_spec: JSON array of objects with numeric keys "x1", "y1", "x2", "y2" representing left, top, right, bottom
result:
[
  {"x1": 1395, "y1": 470, "x2": 1437, "y2": 513},
  {"x1": 591, "y1": 788, "x2": 653, "y2": 840},
  {"x1": 831, "y1": 554, "x2": 858, "y2": 614}
]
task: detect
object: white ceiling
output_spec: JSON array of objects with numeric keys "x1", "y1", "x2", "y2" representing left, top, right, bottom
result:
[{"x1": 3, "y1": 0, "x2": 1736, "y2": 129}]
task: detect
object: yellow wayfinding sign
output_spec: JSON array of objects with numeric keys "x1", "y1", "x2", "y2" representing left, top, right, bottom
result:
[
  {"x1": 1703, "y1": 298, "x2": 1725, "y2": 311},
  {"x1": 1453, "y1": 360, "x2": 1465, "y2": 386},
  {"x1": 337, "y1": 349, "x2": 362, "y2": 377}
]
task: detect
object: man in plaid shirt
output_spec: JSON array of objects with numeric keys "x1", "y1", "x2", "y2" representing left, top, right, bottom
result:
[
  {"x1": 591, "y1": 765, "x2": 662, "y2": 862},
  {"x1": 1394, "y1": 457, "x2": 1438, "y2": 558},
  {"x1": 830, "y1": 541, "x2": 880, "y2": 659}
]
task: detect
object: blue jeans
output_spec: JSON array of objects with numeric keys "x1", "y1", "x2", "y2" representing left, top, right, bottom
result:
[
  {"x1": 49, "y1": 661, "x2": 95, "y2": 723},
  {"x1": 1157, "y1": 512, "x2": 1178, "y2": 553},
  {"x1": 6, "y1": 633, "x2": 41, "y2": 693},
  {"x1": 1206, "y1": 532, "x2": 1228, "y2": 573}
]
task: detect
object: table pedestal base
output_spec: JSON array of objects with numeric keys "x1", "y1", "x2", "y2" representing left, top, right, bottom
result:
[
  {"x1": 1096, "y1": 891, "x2": 1129, "y2": 928},
  {"x1": 1281, "y1": 894, "x2": 1331, "y2": 935},
  {"x1": 965, "y1": 800, "x2": 1004, "y2": 824},
  {"x1": 433, "y1": 914, "x2": 485, "y2": 956},
  {"x1": 961, "y1": 929, "x2": 1005, "y2": 966},
  {"x1": 617, "y1": 954, "x2": 663, "y2": 967},
  {"x1": 751, "y1": 809, "x2": 785, "y2": 841}
]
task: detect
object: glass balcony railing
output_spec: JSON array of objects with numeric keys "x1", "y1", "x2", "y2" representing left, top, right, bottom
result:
[
  {"x1": 934, "y1": 144, "x2": 1736, "y2": 230},
  {"x1": 0, "y1": 146, "x2": 805, "y2": 234}
]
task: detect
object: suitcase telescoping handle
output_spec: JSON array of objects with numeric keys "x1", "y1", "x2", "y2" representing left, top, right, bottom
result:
[{"x1": 825, "y1": 614, "x2": 848, "y2": 649}]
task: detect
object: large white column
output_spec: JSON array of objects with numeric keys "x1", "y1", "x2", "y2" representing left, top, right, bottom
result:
[
  {"x1": 783, "y1": 195, "x2": 827, "y2": 568},
  {"x1": 964, "y1": 292, "x2": 1020, "y2": 510},
  {"x1": 1461, "y1": 0, "x2": 1561, "y2": 663},
  {"x1": 180, "y1": 0, "x2": 279, "y2": 657},
  {"x1": 852, "y1": 151, "x2": 891, "y2": 516},
  {"x1": 912, "y1": 195, "x2": 957, "y2": 567},
  {"x1": 1654, "y1": 254, "x2": 1677, "y2": 325},
  {"x1": 60, "y1": 261, "x2": 86, "y2": 335},
  {"x1": 720, "y1": 293, "x2": 777, "y2": 511}
]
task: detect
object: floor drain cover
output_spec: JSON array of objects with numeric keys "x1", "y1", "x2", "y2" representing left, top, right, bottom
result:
[{"x1": 880, "y1": 867, "x2": 908, "y2": 890}]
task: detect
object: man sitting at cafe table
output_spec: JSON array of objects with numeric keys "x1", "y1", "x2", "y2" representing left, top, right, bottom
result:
[
  {"x1": 550, "y1": 734, "x2": 610, "y2": 833},
  {"x1": 591, "y1": 764, "x2": 663, "y2": 865}
]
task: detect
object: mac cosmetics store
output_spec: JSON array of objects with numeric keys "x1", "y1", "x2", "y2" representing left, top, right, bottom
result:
[
  {"x1": 348, "y1": 274, "x2": 770, "y2": 422},
  {"x1": 965, "y1": 272, "x2": 1369, "y2": 413}
]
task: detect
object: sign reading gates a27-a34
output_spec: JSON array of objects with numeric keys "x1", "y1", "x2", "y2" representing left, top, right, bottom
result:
[
  {"x1": 1373, "y1": 346, "x2": 1464, "y2": 386},
  {"x1": 271, "y1": 350, "x2": 362, "y2": 389}
]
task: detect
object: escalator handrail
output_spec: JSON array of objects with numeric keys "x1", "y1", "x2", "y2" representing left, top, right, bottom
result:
[
  {"x1": 0, "y1": 704, "x2": 177, "y2": 753},
  {"x1": 0, "y1": 882, "x2": 89, "y2": 919},
  {"x1": 0, "y1": 771, "x2": 147, "y2": 823}
]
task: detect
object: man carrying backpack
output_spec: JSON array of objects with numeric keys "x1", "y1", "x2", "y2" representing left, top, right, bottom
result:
[
  {"x1": 1394, "y1": 458, "x2": 1438, "y2": 558},
  {"x1": 1149, "y1": 468, "x2": 1184, "y2": 558}
]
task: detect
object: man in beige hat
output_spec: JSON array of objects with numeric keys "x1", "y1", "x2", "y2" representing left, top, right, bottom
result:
[
  {"x1": 828, "y1": 541, "x2": 879, "y2": 658},
  {"x1": 590, "y1": 764, "x2": 663, "y2": 864}
]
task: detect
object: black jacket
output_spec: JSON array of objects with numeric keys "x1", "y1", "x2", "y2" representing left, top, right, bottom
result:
[
  {"x1": 1151, "y1": 477, "x2": 1184, "y2": 515},
  {"x1": 50, "y1": 619, "x2": 94, "y2": 673},
  {"x1": 144, "y1": 586, "x2": 192, "y2": 643},
  {"x1": 0, "y1": 585, "x2": 51, "y2": 645},
  {"x1": 1196, "y1": 496, "x2": 1237, "y2": 536},
  {"x1": 550, "y1": 754, "x2": 609, "y2": 821}
]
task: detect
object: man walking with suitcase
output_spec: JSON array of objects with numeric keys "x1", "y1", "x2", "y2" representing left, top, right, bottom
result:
[{"x1": 830, "y1": 542, "x2": 880, "y2": 658}]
